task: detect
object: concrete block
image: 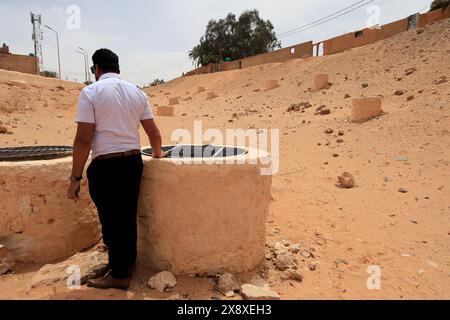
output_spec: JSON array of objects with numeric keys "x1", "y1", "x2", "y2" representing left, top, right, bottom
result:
[
  {"x1": 169, "y1": 98, "x2": 179, "y2": 106},
  {"x1": 265, "y1": 80, "x2": 280, "y2": 91},
  {"x1": 351, "y1": 97, "x2": 382, "y2": 123},
  {"x1": 314, "y1": 74, "x2": 329, "y2": 91},
  {"x1": 157, "y1": 106, "x2": 174, "y2": 117}
]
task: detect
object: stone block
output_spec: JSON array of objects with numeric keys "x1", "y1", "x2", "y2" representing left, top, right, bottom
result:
[
  {"x1": 157, "y1": 106, "x2": 174, "y2": 117},
  {"x1": 351, "y1": 97, "x2": 382, "y2": 123}
]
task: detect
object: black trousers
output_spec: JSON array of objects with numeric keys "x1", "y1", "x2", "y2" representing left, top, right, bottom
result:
[{"x1": 87, "y1": 153, "x2": 143, "y2": 279}]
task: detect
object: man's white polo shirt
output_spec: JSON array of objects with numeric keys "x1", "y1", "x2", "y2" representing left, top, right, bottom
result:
[{"x1": 75, "y1": 73, "x2": 154, "y2": 159}]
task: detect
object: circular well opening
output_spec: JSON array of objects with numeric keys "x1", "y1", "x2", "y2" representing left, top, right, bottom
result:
[
  {"x1": 0, "y1": 146, "x2": 73, "y2": 162},
  {"x1": 141, "y1": 145, "x2": 247, "y2": 158}
]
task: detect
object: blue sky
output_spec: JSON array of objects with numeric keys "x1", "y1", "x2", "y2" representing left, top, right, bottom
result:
[{"x1": 0, "y1": 0, "x2": 432, "y2": 85}]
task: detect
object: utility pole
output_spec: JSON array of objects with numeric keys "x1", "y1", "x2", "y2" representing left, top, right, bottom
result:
[
  {"x1": 30, "y1": 12, "x2": 44, "y2": 74},
  {"x1": 44, "y1": 24, "x2": 62, "y2": 84},
  {"x1": 78, "y1": 47, "x2": 91, "y2": 83},
  {"x1": 76, "y1": 49, "x2": 88, "y2": 84}
]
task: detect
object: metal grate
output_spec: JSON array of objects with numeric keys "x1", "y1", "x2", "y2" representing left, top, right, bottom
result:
[
  {"x1": 142, "y1": 145, "x2": 247, "y2": 158},
  {"x1": 0, "y1": 146, "x2": 73, "y2": 162}
]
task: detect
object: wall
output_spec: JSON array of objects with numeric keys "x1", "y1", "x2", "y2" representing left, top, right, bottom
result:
[
  {"x1": 0, "y1": 53, "x2": 38, "y2": 75},
  {"x1": 186, "y1": 41, "x2": 313, "y2": 76},
  {"x1": 378, "y1": 18, "x2": 409, "y2": 40},
  {"x1": 0, "y1": 44, "x2": 9, "y2": 54},
  {"x1": 323, "y1": 17, "x2": 410, "y2": 55},
  {"x1": 323, "y1": 8, "x2": 449, "y2": 56},
  {"x1": 419, "y1": 7, "x2": 450, "y2": 27},
  {"x1": 185, "y1": 8, "x2": 450, "y2": 76}
]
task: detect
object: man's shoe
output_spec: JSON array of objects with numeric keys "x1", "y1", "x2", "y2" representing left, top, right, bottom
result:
[{"x1": 87, "y1": 274, "x2": 131, "y2": 290}]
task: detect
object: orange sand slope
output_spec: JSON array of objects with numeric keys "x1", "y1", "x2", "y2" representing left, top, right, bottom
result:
[{"x1": 0, "y1": 18, "x2": 449, "y2": 300}]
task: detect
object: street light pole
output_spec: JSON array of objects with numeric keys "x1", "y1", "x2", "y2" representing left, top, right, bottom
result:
[
  {"x1": 76, "y1": 49, "x2": 88, "y2": 84},
  {"x1": 78, "y1": 47, "x2": 91, "y2": 83},
  {"x1": 44, "y1": 25, "x2": 61, "y2": 83}
]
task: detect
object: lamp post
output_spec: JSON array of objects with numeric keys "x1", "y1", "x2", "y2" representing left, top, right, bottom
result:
[
  {"x1": 78, "y1": 47, "x2": 91, "y2": 83},
  {"x1": 76, "y1": 49, "x2": 88, "y2": 84},
  {"x1": 44, "y1": 24, "x2": 61, "y2": 83}
]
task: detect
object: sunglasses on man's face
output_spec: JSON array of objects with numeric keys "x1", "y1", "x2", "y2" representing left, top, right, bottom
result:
[{"x1": 90, "y1": 66, "x2": 96, "y2": 74}]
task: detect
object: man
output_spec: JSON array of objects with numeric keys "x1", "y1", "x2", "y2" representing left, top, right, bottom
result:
[{"x1": 67, "y1": 48, "x2": 165, "y2": 290}]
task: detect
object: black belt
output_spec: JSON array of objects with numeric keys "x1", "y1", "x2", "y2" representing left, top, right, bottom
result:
[{"x1": 93, "y1": 149, "x2": 141, "y2": 161}]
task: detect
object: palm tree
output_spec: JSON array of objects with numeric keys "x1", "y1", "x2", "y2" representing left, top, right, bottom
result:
[
  {"x1": 188, "y1": 38, "x2": 217, "y2": 67},
  {"x1": 430, "y1": 0, "x2": 450, "y2": 11}
]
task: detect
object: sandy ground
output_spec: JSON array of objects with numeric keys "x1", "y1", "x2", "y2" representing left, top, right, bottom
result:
[{"x1": 0, "y1": 19, "x2": 449, "y2": 300}]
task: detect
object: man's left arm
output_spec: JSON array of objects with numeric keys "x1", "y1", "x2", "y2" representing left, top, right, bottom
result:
[{"x1": 67, "y1": 122, "x2": 94, "y2": 200}]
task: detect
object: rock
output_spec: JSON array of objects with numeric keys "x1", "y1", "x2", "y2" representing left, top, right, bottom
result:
[
  {"x1": 248, "y1": 275, "x2": 269, "y2": 288},
  {"x1": 206, "y1": 92, "x2": 218, "y2": 99},
  {"x1": 398, "y1": 188, "x2": 408, "y2": 194},
  {"x1": 338, "y1": 172, "x2": 355, "y2": 189},
  {"x1": 337, "y1": 139, "x2": 344, "y2": 144},
  {"x1": 301, "y1": 251, "x2": 312, "y2": 258},
  {"x1": 274, "y1": 253, "x2": 297, "y2": 271},
  {"x1": 282, "y1": 269, "x2": 304, "y2": 282},
  {"x1": 324, "y1": 128, "x2": 334, "y2": 134},
  {"x1": 198, "y1": 87, "x2": 205, "y2": 93},
  {"x1": 240, "y1": 284, "x2": 280, "y2": 300},
  {"x1": 0, "y1": 245, "x2": 15, "y2": 275},
  {"x1": 273, "y1": 242, "x2": 288, "y2": 256},
  {"x1": 308, "y1": 261, "x2": 318, "y2": 271},
  {"x1": 167, "y1": 293, "x2": 189, "y2": 300},
  {"x1": 315, "y1": 105, "x2": 331, "y2": 115},
  {"x1": 394, "y1": 90, "x2": 405, "y2": 96},
  {"x1": 416, "y1": 28, "x2": 425, "y2": 34},
  {"x1": 215, "y1": 273, "x2": 240, "y2": 295},
  {"x1": 30, "y1": 250, "x2": 108, "y2": 288},
  {"x1": 0, "y1": 126, "x2": 7, "y2": 134},
  {"x1": 361, "y1": 83, "x2": 369, "y2": 88},
  {"x1": 280, "y1": 240, "x2": 291, "y2": 247},
  {"x1": 344, "y1": 94, "x2": 351, "y2": 99},
  {"x1": 288, "y1": 244, "x2": 301, "y2": 254},
  {"x1": 433, "y1": 76, "x2": 447, "y2": 85},
  {"x1": 405, "y1": 68, "x2": 416, "y2": 76},
  {"x1": 406, "y1": 95, "x2": 414, "y2": 101},
  {"x1": 338, "y1": 130, "x2": 345, "y2": 136},
  {"x1": 148, "y1": 271, "x2": 177, "y2": 293},
  {"x1": 335, "y1": 258, "x2": 349, "y2": 266}
]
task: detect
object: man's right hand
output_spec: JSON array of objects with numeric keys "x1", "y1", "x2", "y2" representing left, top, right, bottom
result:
[{"x1": 152, "y1": 150, "x2": 167, "y2": 159}]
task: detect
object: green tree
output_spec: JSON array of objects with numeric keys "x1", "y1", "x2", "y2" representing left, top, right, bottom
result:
[
  {"x1": 430, "y1": 0, "x2": 450, "y2": 11},
  {"x1": 189, "y1": 10, "x2": 280, "y2": 67},
  {"x1": 149, "y1": 78, "x2": 165, "y2": 87},
  {"x1": 41, "y1": 70, "x2": 58, "y2": 78}
]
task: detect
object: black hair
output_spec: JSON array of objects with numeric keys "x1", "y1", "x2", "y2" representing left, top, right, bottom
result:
[{"x1": 92, "y1": 48, "x2": 120, "y2": 74}]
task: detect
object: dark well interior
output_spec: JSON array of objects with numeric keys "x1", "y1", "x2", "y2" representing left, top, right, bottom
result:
[
  {"x1": 0, "y1": 146, "x2": 73, "y2": 162},
  {"x1": 141, "y1": 145, "x2": 247, "y2": 158}
]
